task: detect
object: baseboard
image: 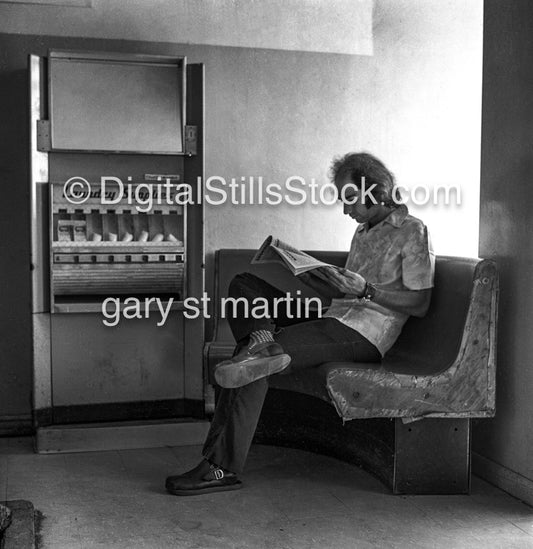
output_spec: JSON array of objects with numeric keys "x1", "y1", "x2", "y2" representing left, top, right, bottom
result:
[
  {"x1": 473, "y1": 452, "x2": 533, "y2": 506},
  {"x1": 35, "y1": 418, "x2": 210, "y2": 453},
  {"x1": 35, "y1": 398, "x2": 205, "y2": 426},
  {"x1": 0, "y1": 415, "x2": 33, "y2": 437}
]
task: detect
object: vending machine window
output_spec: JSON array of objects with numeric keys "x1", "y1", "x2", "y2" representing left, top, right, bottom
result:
[{"x1": 50, "y1": 180, "x2": 186, "y2": 311}]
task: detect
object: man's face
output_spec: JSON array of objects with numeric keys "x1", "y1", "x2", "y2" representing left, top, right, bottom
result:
[{"x1": 336, "y1": 175, "x2": 376, "y2": 223}]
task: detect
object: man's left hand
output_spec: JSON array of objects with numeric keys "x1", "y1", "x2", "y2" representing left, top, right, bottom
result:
[{"x1": 317, "y1": 266, "x2": 366, "y2": 296}]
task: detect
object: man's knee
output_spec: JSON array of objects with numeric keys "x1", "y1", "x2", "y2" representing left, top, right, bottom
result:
[{"x1": 228, "y1": 272, "x2": 264, "y2": 298}]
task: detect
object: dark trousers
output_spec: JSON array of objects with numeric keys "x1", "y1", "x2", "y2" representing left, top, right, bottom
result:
[{"x1": 202, "y1": 273, "x2": 381, "y2": 473}]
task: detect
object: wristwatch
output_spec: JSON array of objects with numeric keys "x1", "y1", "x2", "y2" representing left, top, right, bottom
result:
[{"x1": 360, "y1": 282, "x2": 377, "y2": 301}]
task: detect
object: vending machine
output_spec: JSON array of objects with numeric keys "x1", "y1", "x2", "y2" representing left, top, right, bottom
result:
[{"x1": 29, "y1": 50, "x2": 207, "y2": 451}]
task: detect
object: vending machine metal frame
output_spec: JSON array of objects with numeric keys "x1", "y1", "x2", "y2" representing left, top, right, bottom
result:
[{"x1": 29, "y1": 51, "x2": 206, "y2": 448}]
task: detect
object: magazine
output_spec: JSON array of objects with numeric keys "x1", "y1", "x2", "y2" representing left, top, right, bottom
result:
[{"x1": 251, "y1": 235, "x2": 336, "y2": 277}]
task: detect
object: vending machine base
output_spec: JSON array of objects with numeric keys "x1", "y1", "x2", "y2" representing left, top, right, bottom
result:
[{"x1": 35, "y1": 418, "x2": 210, "y2": 454}]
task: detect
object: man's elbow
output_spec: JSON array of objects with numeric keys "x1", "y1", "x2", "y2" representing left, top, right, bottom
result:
[
  {"x1": 411, "y1": 290, "x2": 432, "y2": 317},
  {"x1": 411, "y1": 305, "x2": 429, "y2": 318}
]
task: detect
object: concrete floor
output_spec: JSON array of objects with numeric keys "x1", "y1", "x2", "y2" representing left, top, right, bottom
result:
[{"x1": 1, "y1": 437, "x2": 532, "y2": 548}]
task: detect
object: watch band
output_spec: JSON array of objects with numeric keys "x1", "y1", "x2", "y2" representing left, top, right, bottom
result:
[{"x1": 361, "y1": 282, "x2": 377, "y2": 301}]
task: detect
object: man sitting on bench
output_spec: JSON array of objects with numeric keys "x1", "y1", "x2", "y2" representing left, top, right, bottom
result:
[{"x1": 165, "y1": 152, "x2": 435, "y2": 496}]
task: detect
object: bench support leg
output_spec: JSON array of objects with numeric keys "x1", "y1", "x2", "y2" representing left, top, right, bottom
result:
[
  {"x1": 253, "y1": 389, "x2": 472, "y2": 495},
  {"x1": 393, "y1": 418, "x2": 471, "y2": 494}
]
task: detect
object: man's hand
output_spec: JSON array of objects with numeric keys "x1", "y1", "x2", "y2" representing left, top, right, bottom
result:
[{"x1": 316, "y1": 266, "x2": 366, "y2": 296}]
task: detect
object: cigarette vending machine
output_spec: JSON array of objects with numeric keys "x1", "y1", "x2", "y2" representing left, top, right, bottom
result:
[{"x1": 29, "y1": 50, "x2": 207, "y2": 451}]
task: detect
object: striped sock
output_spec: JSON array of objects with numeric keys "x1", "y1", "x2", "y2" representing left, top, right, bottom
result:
[{"x1": 248, "y1": 329, "x2": 275, "y2": 351}]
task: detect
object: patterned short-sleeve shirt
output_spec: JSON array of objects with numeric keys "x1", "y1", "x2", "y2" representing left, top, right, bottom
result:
[{"x1": 323, "y1": 204, "x2": 435, "y2": 356}]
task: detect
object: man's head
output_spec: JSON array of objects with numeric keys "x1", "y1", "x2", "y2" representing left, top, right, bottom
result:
[{"x1": 330, "y1": 152, "x2": 401, "y2": 225}]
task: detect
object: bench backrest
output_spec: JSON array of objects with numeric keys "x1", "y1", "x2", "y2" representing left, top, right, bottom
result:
[{"x1": 212, "y1": 250, "x2": 488, "y2": 376}]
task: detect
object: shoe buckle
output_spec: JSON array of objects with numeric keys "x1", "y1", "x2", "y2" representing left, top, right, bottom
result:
[{"x1": 213, "y1": 468, "x2": 224, "y2": 480}]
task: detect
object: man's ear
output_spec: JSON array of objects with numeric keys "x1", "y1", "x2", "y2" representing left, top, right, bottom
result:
[{"x1": 374, "y1": 189, "x2": 387, "y2": 206}]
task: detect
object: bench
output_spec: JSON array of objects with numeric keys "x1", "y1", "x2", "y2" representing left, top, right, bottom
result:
[{"x1": 205, "y1": 250, "x2": 498, "y2": 494}]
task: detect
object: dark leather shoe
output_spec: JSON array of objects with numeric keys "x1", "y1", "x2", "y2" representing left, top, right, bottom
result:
[
  {"x1": 214, "y1": 341, "x2": 291, "y2": 388},
  {"x1": 165, "y1": 460, "x2": 242, "y2": 496}
]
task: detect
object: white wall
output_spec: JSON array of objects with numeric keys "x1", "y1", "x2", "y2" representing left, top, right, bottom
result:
[
  {"x1": 200, "y1": 0, "x2": 483, "y2": 258},
  {"x1": 0, "y1": 0, "x2": 373, "y2": 55}
]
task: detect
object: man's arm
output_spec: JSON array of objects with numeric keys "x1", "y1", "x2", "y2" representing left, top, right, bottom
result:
[
  {"x1": 367, "y1": 286, "x2": 431, "y2": 317},
  {"x1": 317, "y1": 266, "x2": 432, "y2": 317}
]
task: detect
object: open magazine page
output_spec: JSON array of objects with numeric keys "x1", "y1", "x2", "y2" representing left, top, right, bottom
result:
[
  {"x1": 270, "y1": 245, "x2": 330, "y2": 275},
  {"x1": 251, "y1": 235, "x2": 335, "y2": 276}
]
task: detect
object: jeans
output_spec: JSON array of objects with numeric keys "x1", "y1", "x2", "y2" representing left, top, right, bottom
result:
[{"x1": 202, "y1": 273, "x2": 381, "y2": 473}]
